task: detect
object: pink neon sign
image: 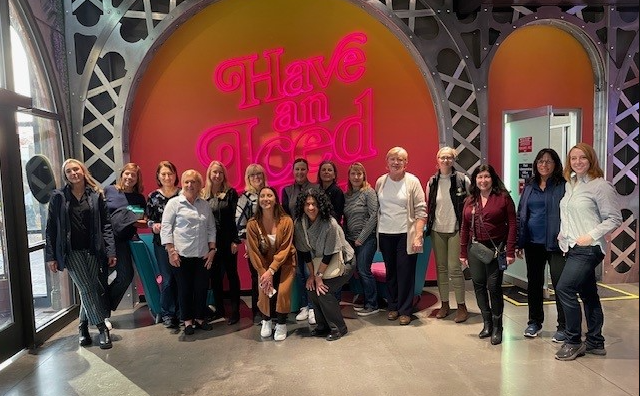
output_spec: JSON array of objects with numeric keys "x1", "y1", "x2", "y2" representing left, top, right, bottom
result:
[{"x1": 197, "y1": 32, "x2": 377, "y2": 190}]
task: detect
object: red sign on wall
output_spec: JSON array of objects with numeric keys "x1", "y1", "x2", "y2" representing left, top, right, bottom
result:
[{"x1": 518, "y1": 136, "x2": 533, "y2": 153}]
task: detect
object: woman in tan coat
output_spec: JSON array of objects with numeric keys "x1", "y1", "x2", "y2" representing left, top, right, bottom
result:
[{"x1": 246, "y1": 186, "x2": 296, "y2": 341}]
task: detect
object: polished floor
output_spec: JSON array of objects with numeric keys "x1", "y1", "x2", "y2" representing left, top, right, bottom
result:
[{"x1": 1, "y1": 283, "x2": 638, "y2": 396}]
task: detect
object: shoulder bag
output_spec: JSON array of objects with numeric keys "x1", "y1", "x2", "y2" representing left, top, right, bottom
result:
[
  {"x1": 302, "y1": 220, "x2": 345, "y2": 279},
  {"x1": 468, "y1": 203, "x2": 506, "y2": 268}
]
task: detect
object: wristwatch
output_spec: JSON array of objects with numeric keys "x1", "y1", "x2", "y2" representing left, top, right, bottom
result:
[
  {"x1": 268, "y1": 268, "x2": 275, "y2": 276},
  {"x1": 315, "y1": 271, "x2": 324, "y2": 278}
]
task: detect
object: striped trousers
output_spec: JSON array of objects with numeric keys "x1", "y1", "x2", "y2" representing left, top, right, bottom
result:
[{"x1": 67, "y1": 250, "x2": 108, "y2": 326}]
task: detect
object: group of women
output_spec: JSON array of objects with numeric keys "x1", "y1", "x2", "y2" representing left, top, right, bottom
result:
[{"x1": 45, "y1": 142, "x2": 621, "y2": 356}]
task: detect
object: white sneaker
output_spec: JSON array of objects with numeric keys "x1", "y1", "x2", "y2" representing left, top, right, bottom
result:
[
  {"x1": 295, "y1": 307, "x2": 309, "y2": 321},
  {"x1": 273, "y1": 324, "x2": 287, "y2": 341},
  {"x1": 104, "y1": 318, "x2": 113, "y2": 330},
  {"x1": 308, "y1": 309, "x2": 316, "y2": 325},
  {"x1": 260, "y1": 320, "x2": 272, "y2": 338}
]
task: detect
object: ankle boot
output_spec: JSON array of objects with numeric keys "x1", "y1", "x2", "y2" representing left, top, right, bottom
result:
[
  {"x1": 97, "y1": 322, "x2": 113, "y2": 349},
  {"x1": 435, "y1": 301, "x2": 450, "y2": 319},
  {"x1": 491, "y1": 314, "x2": 503, "y2": 345},
  {"x1": 478, "y1": 312, "x2": 493, "y2": 338},
  {"x1": 79, "y1": 321, "x2": 92, "y2": 346},
  {"x1": 454, "y1": 303, "x2": 469, "y2": 323}
]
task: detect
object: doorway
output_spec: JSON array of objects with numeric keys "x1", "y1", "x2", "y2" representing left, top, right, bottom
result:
[{"x1": 502, "y1": 106, "x2": 580, "y2": 290}]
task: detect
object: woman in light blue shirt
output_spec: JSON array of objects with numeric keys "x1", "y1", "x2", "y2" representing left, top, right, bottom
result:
[{"x1": 554, "y1": 143, "x2": 622, "y2": 361}]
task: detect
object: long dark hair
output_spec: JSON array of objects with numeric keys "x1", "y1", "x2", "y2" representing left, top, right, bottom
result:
[
  {"x1": 468, "y1": 164, "x2": 508, "y2": 202},
  {"x1": 531, "y1": 148, "x2": 563, "y2": 186},
  {"x1": 294, "y1": 188, "x2": 333, "y2": 221},
  {"x1": 254, "y1": 186, "x2": 287, "y2": 223}
]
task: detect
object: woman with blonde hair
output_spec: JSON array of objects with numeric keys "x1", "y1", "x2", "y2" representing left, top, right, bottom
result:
[
  {"x1": 161, "y1": 169, "x2": 217, "y2": 335},
  {"x1": 375, "y1": 147, "x2": 427, "y2": 326},
  {"x1": 236, "y1": 163, "x2": 268, "y2": 323},
  {"x1": 425, "y1": 147, "x2": 470, "y2": 322},
  {"x1": 554, "y1": 143, "x2": 622, "y2": 361},
  {"x1": 344, "y1": 162, "x2": 379, "y2": 316},
  {"x1": 203, "y1": 160, "x2": 241, "y2": 325},
  {"x1": 46, "y1": 159, "x2": 116, "y2": 348},
  {"x1": 103, "y1": 162, "x2": 147, "y2": 328}
]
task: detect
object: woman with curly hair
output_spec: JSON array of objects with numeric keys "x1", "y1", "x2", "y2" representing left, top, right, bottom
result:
[{"x1": 293, "y1": 188, "x2": 354, "y2": 341}]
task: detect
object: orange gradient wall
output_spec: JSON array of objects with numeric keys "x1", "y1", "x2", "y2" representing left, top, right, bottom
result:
[
  {"x1": 489, "y1": 25, "x2": 594, "y2": 171},
  {"x1": 128, "y1": 0, "x2": 437, "y2": 195}
]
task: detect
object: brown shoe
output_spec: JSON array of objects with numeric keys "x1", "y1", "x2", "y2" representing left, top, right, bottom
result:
[
  {"x1": 387, "y1": 311, "x2": 399, "y2": 321},
  {"x1": 399, "y1": 315, "x2": 411, "y2": 325},
  {"x1": 435, "y1": 301, "x2": 450, "y2": 319},
  {"x1": 454, "y1": 303, "x2": 469, "y2": 323}
]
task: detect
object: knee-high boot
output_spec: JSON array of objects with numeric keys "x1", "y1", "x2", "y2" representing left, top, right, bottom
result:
[
  {"x1": 491, "y1": 314, "x2": 503, "y2": 345},
  {"x1": 478, "y1": 311, "x2": 493, "y2": 338}
]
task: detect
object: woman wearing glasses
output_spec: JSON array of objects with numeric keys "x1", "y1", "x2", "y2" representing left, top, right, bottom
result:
[
  {"x1": 516, "y1": 149, "x2": 567, "y2": 341},
  {"x1": 236, "y1": 163, "x2": 268, "y2": 323},
  {"x1": 425, "y1": 147, "x2": 470, "y2": 323}
]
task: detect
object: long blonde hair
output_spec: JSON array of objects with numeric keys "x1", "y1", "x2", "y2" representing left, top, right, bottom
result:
[
  {"x1": 61, "y1": 158, "x2": 102, "y2": 194},
  {"x1": 243, "y1": 163, "x2": 266, "y2": 194},
  {"x1": 202, "y1": 160, "x2": 231, "y2": 199}
]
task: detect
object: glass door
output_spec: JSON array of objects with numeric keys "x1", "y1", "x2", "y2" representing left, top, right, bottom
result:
[{"x1": 502, "y1": 106, "x2": 580, "y2": 289}]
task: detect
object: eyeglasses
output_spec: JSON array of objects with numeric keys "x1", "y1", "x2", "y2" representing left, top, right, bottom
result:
[
  {"x1": 537, "y1": 159, "x2": 555, "y2": 165},
  {"x1": 249, "y1": 173, "x2": 263, "y2": 178},
  {"x1": 439, "y1": 156, "x2": 454, "y2": 161}
]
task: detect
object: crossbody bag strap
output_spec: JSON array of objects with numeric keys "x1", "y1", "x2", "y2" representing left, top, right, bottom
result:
[{"x1": 475, "y1": 202, "x2": 501, "y2": 251}]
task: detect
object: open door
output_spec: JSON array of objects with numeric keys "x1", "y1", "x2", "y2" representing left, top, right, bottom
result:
[{"x1": 502, "y1": 106, "x2": 580, "y2": 290}]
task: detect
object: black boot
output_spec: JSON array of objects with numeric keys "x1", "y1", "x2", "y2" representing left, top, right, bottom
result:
[
  {"x1": 491, "y1": 315, "x2": 503, "y2": 345},
  {"x1": 97, "y1": 322, "x2": 113, "y2": 349},
  {"x1": 79, "y1": 321, "x2": 92, "y2": 346},
  {"x1": 478, "y1": 312, "x2": 493, "y2": 338}
]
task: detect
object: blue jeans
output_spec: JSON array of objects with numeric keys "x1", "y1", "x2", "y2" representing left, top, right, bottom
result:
[
  {"x1": 295, "y1": 250, "x2": 313, "y2": 309},
  {"x1": 154, "y1": 243, "x2": 178, "y2": 320},
  {"x1": 350, "y1": 235, "x2": 378, "y2": 310},
  {"x1": 555, "y1": 245, "x2": 605, "y2": 347}
]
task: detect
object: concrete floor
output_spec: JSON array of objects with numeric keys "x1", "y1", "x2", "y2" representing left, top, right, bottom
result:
[{"x1": 0, "y1": 284, "x2": 638, "y2": 396}]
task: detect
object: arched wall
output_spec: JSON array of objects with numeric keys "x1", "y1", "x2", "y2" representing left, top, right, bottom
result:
[
  {"x1": 63, "y1": 1, "x2": 638, "y2": 283},
  {"x1": 488, "y1": 24, "x2": 595, "y2": 172}
]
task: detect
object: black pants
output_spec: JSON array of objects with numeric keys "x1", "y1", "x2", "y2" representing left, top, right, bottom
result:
[
  {"x1": 174, "y1": 256, "x2": 209, "y2": 321},
  {"x1": 308, "y1": 266, "x2": 353, "y2": 333},
  {"x1": 524, "y1": 243, "x2": 566, "y2": 330},
  {"x1": 210, "y1": 247, "x2": 240, "y2": 317},
  {"x1": 468, "y1": 241, "x2": 504, "y2": 317},
  {"x1": 378, "y1": 233, "x2": 417, "y2": 316},
  {"x1": 247, "y1": 257, "x2": 259, "y2": 317},
  {"x1": 107, "y1": 239, "x2": 135, "y2": 311}
]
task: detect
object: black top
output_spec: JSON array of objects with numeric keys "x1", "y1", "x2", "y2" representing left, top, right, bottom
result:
[
  {"x1": 69, "y1": 192, "x2": 91, "y2": 250},
  {"x1": 208, "y1": 188, "x2": 241, "y2": 248},
  {"x1": 146, "y1": 189, "x2": 180, "y2": 245}
]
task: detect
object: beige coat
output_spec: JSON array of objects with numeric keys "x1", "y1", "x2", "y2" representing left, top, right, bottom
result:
[{"x1": 246, "y1": 216, "x2": 296, "y2": 316}]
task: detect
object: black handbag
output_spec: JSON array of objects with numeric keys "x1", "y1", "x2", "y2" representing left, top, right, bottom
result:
[{"x1": 468, "y1": 203, "x2": 506, "y2": 268}]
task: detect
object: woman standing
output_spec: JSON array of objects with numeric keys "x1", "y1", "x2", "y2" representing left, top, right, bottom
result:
[
  {"x1": 375, "y1": 147, "x2": 427, "y2": 326},
  {"x1": 554, "y1": 143, "x2": 622, "y2": 361},
  {"x1": 236, "y1": 163, "x2": 268, "y2": 323},
  {"x1": 317, "y1": 160, "x2": 345, "y2": 224},
  {"x1": 516, "y1": 149, "x2": 567, "y2": 340},
  {"x1": 45, "y1": 159, "x2": 116, "y2": 349},
  {"x1": 104, "y1": 162, "x2": 147, "y2": 327},
  {"x1": 293, "y1": 188, "x2": 354, "y2": 341},
  {"x1": 343, "y1": 162, "x2": 379, "y2": 316},
  {"x1": 282, "y1": 158, "x2": 318, "y2": 325},
  {"x1": 246, "y1": 187, "x2": 296, "y2": 341},
  {"x1": 161, "y1": 169, "x2": 217, "y2": 336},
  {"x1": 425, "y1": 147, "x2": 470, "y2": 323},
  {"x1": 203, "y1": 160, "x2": 241, "y2": 325},
  {"x1": 145, "y1": 161, "x2": 181, "y2": 329},
  {"x1": 459, "y1": 164, "x2": 516, "y2": 345}
]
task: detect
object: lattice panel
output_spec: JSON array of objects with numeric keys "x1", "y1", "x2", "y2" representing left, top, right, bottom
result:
[{"x1": 63, "y1": 0, "x2": 638, "y2": 281}]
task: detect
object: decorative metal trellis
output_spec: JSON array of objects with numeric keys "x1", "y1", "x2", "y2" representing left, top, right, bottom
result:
[{"x1": 60, "y1": 0, "x2": 637, "y2": 282}]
